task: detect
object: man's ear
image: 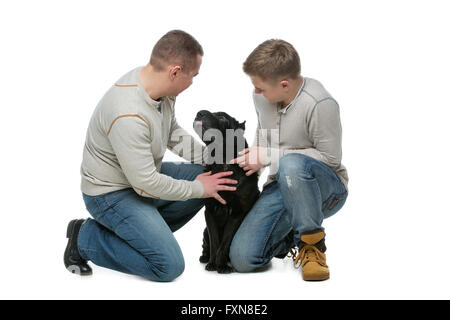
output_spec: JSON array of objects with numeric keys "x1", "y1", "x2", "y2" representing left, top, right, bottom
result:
[
  {"x1": 169, "y1": 65, "x2": 182, "y2": 80},
  {"x1": 239, "y1": 120, "x2": 246, "y2": 130},
  {"x1": 280, "y1": 79, "x2": 289, "y2": 89}
]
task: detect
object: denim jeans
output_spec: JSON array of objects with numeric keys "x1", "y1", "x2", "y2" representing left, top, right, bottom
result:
[
  {"x1": 229, "y1": 153, "x2": 348, "y2": 272},
  {"x1": 78, "y1": 162, "x2": 205, "y2": 282}
]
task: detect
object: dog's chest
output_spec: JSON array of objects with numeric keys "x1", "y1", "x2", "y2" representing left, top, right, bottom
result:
[
  {"x1": 205, "y1": 164, "x2": 245, "y2": 187},
  {"x1": 204, "y1": 200, "x2": 235, "y2": 227},
  {"x1": 205, "y1": 163, "x2": 258, "y2": 206},
  {"x1": 205, "y1": 201, "x2": 233, "y2": 215}
]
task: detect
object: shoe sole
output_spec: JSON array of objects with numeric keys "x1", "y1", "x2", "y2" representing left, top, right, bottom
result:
[
  {"x1": 65, "y1": 220, "x2": 92, "y2": 276},
  {"x1": 302, "y1": 274, "x2": 330, "y2": 281},
  {"x1": 67, "y1": 265, "x2": 82, "y2": 275},
  {"x1": 66, "y1": 265, "x2": 92, "y2": 276}
]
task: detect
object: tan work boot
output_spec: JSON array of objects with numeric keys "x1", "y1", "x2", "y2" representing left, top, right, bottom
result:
[{"x1": 290, "y1": 230, "x2": 329, "y2": 281}]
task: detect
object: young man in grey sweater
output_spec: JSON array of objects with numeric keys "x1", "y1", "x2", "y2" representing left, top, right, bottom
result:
[
  {"x1": 64, "y1": 30, "x2": 237, "y2": 281},
  {"x1": 229, "y1": 40, "x2": 349, "y2": 281}
]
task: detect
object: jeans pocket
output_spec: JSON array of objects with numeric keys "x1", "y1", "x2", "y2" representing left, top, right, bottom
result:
[
  {"x1": 82, "y1": 194, "x2": 104, "y2": 219},
  {"x1": 322, "y1": 192, "x2": 347, "y2": 217}
]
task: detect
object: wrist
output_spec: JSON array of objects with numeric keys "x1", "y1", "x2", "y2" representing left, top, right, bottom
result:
[
  {"x1": 264, "y1": 147, "x2": 282, "y2": 167},
  {"x1": 191, "y1": 179, "x2": 205, "y2": 199}
]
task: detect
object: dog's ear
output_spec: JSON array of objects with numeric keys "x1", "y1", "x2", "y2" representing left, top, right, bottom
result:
[{"x1": 238, "y1": 121, "x2": 246, "y2": 130}]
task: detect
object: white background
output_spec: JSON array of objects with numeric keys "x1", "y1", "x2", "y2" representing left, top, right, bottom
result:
[{"x1": 1, "y1": 0, "x2": 449, "y2": 299}]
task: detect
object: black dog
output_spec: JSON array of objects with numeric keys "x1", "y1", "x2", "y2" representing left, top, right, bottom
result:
[{"x1": 193, "y1": 110, "x2": 260, "y2": 273}]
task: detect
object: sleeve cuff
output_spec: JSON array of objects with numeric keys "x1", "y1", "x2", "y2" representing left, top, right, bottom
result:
[{"x1": 190, "y1": 179, "x2": 205, "y2": 199}]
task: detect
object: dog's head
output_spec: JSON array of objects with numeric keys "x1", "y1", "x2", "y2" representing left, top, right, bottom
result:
[{"x1": 193, "y1": 110, "x2": 246, "y2": 145}]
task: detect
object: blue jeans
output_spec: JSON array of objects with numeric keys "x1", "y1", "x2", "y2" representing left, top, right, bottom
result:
[
  {"x1": 78, "y1": 162, "x2": 205, "y2": 282},
  {"x1": 229, "y1": 153, "x2": 348, "y2": 272}
]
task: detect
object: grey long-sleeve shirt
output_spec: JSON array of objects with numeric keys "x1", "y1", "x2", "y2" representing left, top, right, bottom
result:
[
  {"x1": 80, "y1": 66, "x2": 206, "y2": 200},
  {"x1": 253, "y1": 77, "x2": 349, "y2": 191}
]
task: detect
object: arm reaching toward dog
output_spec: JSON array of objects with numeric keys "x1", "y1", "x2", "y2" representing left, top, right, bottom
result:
[
  {"x1": 229, "y1": 146, "x2": 270, "y2": 176},
  {"x1": 230, "y1": 110, "x2": 270, "y2": 176}
]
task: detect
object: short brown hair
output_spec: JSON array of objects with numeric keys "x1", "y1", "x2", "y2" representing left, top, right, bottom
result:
[
  {"x1": 150, "y1": 30, "x2": 203, "y2": 72},
  {"x1": 243, "y1": 39, "x2": 301, "y2": 82}
]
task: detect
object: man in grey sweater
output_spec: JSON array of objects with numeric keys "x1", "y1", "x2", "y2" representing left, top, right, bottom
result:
[
  {"x1": 64, "y1": 30, "x2": 237, "y2": 281},
  {"x1": 229, "y1": 40, "x2": 349, "y2": 281}
]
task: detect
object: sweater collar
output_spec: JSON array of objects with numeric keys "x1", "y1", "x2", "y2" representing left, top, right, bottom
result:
[
  {"x1": 278, "y1": 77, "x2": 306, "y2": 114},
  {"x1": 136, "y1": 66, "x2": 163, "y2": 109}
]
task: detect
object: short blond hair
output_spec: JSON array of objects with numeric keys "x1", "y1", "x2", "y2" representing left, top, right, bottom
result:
[
  {"x1": 243, "y1": 39, "x2": 301, "y2": 82},
  {"x1": 150, "y1": 30, "x2": 203, "y2": 73}
]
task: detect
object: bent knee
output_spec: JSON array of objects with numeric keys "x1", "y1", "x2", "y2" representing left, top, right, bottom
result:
[
  {"x1": 278, "y1": 153, "x2": 314, "y2": 180},
  {"x1": 143, "y1": 252, "x2": 185, "y2": 282},
  {"x1": 157, "y1": 261, "x2": 185, "y2": 282},
  {"x1": 229, "y1": 245, "x2": 266, "y2": 273}
]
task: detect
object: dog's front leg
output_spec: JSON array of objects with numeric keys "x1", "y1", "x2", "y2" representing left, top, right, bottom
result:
[
  {"x1": 215, "y1": 215, "x2": 245, "y2": 274},
  {"x1": 204, "y1": 210, "x2": 220, "y2": 271},
  {"x1": 199, "y1": 227, "x2": 210, "y2": 263}
]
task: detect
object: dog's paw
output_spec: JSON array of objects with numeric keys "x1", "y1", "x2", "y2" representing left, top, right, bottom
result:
[
  {"x1": 199, "y1": 255, "x2": 209, "y2": 263},
  {"x1": 205, "y1": 262, "x2": 217, "y2": 271},
  {"x1": 217, "y1": 265, "x2": 234, "y2": 274}
]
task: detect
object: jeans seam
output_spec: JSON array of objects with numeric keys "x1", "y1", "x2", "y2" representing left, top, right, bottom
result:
[
  {"x1": 92, "y1": 197, "x2": 103, "y2": 217},
  {"x1": 79, "y1": 248, "x2": 97, "y2": 253},
  {"x1": 258, "y1": 208, "x2": 286, "y2": 260},
  {"x1": 102, "y1": 194, "x2": 115, "y2": 211},
  {"x1": 77, "y1": 221, "x2": 96, "y2": 260}
]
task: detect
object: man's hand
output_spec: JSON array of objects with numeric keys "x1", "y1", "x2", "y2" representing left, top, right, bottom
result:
[
  {"x1": 195, "y1": 171, "x2": 238, "y2": 205},
  {"x1": 229, "y1": 146, "x2": 269, "y2": 176}
]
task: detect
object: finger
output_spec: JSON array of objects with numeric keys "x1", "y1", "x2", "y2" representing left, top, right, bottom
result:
[
  {"x1": 198, "y1": 171, "x2": 212, "y2": 176},
  {"x1": 214, "y1": 171, "x2": 235, "y2": 178},
  {"x1": 238, "y1": 148, "x2": 249, "y2": 155},
  {"x1": 217, "y1": 185, "x2": 237, "y2": 191},
  {"x1": 217, "y1": 178, "x2": 238, "y2": 184},
  {"x1": 213, "y1": 193, "x2": 226, "y2": 205},
  {"x1": 245, "y1": 153, "x2": 253, "y2": 164},
  {"x1": 246, "y1": 170, "x2": 256, "y2": 176},
  {"x1": 242, "y1": 166, "x2": 251, "y2": 171},
  {"x1": 229, "y1": 155, "x2": 246, "y2": 164}
]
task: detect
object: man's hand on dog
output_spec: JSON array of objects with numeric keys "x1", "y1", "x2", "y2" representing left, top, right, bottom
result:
[
  {"x1": 195, "y1": 171, "x2": 238, "y2": 205},
  {"x1": 229, "y1": 146, "x2": 269, "y2": 176}
]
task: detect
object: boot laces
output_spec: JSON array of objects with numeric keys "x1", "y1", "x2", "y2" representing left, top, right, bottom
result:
[{"x1": 289, "y1": 245, "x2": 326, "y2": 269}]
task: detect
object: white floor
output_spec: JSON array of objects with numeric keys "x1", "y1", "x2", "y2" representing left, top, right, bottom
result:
[{"x1": 3, "y1": 183, "x2": 449, "y2": 300}]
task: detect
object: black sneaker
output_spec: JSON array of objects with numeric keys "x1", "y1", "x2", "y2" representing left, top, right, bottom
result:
[{"x1": 64, "y1": 219, "x2": 92, "y2": 276}]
